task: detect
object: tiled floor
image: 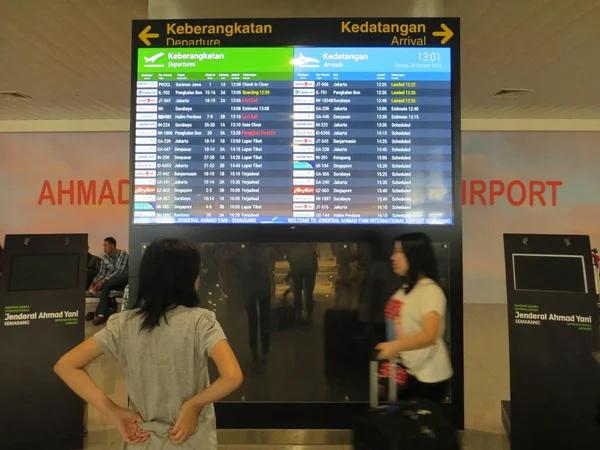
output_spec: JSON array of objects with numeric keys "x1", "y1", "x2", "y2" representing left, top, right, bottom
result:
[{"x1": 83, "y1": 301, "x2": 511, "y2": 448}]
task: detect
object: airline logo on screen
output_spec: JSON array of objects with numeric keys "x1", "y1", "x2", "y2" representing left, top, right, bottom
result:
[
  {"x1": 134, "y1": 186, "x2": 157, "y2": 194},
  {"x1": 293, "y1": 186, "x2": 315, "y2": 195}
]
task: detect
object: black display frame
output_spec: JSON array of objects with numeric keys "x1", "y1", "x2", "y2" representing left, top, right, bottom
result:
[
  {"x1": 0, "y1": 234, "x2": 87, "y2": 450},
  {"x1": 129, "y1": 17, "x2": 463, "y2": 429},
  {"x1": 503, "y1": 234, "x2": 600, "y2": 449},
  {"x1": 130, "y1": 17, "x2": 460, "y2": 228}
]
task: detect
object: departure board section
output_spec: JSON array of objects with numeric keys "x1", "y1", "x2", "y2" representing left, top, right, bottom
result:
[{"x1": 132, "y1": 47, "x2": 453, "y2": 225}]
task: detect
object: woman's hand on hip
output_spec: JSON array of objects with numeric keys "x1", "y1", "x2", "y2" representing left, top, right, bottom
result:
[
  {"x1": 109, "y1": 406, "x2": 150, "y2": 445},
  {"x1": 170, "y1": 401, "x2": 199, "y2": 444}
]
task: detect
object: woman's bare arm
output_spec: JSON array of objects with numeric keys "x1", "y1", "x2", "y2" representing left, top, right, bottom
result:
[
  {"x1": 53, "y1": 337, "x2": 117, "y2": 417},
  {"x1": 183, "y1": 340, "x2": 243, "y2": 411}
]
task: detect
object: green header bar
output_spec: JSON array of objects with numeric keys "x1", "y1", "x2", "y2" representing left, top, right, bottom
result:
[{"x1": 137, "y1": 47, "x2": 293, "y2": 76}]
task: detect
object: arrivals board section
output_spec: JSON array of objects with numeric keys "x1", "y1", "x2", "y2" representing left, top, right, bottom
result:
[{"x1": 132, "y1": 46, "x2": 453, "y2": 225}]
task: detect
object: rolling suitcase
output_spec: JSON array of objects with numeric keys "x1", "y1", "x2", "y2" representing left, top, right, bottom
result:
[{"x1": 353, "y1": 356, "x2": 459, "y2": 450}]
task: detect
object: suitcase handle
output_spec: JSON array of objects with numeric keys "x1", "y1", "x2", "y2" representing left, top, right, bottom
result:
[{"x1": 369, "y1": 350, "x2": 397, "y2": 408}]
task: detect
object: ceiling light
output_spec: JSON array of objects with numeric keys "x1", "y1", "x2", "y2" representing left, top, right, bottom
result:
[{"x1": 492, "y1": 89, "x2": 533, "y2": 98}]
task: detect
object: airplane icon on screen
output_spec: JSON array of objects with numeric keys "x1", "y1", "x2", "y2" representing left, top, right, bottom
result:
[
  {"x1": 144, "y1": 52, "x2": 165, "y2": 67},
  {"x1": 145, "y1": 52, "x2": 164, "y2": 63},
  {"x1": 290, "y1": 53, "x2": 319, "y2": 68}
]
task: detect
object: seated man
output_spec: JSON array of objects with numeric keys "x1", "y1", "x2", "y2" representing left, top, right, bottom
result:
[{"x1": 87, "y1": 237, "x2": 129, "y2": 326}]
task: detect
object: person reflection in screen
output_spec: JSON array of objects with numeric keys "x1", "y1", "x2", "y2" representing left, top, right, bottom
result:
[
  {"x1": 331, "y1": 243, "x2": 355, "y2": 307},
  {"x1": 54, "y1": 238, "x2": 243, "y2": 449},
  {"x1": 288, "y1": 243, "x2": 319, "y2": 324},
  {"x1": 359, "y1": 235, "x2": 401, "y2": 351},
  {"x1": 241, "y1": 243, "x2": 273, "y2": 367}
]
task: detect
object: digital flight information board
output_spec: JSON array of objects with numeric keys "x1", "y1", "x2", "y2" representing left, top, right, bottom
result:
[{"x1": 130, "y1": 18, "x2": 460, "y2": 225}]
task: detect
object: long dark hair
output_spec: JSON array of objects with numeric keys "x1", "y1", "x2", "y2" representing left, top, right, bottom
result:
[
  {"x1": 133, "y1": 237, "x2": 201, "y2": 330},
  {"x1": 395, "y1": 232, "x2": 440, "y2": 294}
]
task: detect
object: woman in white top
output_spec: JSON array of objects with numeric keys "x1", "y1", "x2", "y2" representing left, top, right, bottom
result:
[{"x1": 376, "y1": 232, "x2": 453, "y2": 403}]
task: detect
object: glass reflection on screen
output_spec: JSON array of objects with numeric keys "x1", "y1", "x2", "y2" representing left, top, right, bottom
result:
[{"x1": 196, "y1": 242, "x2": 450, "y2": 402}]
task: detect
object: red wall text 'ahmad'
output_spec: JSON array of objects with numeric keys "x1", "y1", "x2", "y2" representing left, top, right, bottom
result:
[{"x1": 38, "y1": 180, "x2": 129, "y2": 206}]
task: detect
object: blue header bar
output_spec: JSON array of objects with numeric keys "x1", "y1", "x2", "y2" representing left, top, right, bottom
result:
[{"x1": 292, "y1": 47, "x2": 451, "y2": 74}]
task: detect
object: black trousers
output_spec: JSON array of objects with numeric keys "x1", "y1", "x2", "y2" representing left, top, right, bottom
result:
[
  {"x1": 404, "y1": 375, "x2": 450, "y2": 404},
  {"x1": 291, "y1": 267, "x2": 317, "y2": 318},
  {"x1": 244, "y1": 283, "x2": 271, "y2": 355},
  {"x1": 95, "y1": 273, "x2": 129, "y2": 317}
]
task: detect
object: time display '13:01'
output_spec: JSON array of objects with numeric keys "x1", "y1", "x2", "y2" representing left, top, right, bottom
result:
[{"x1": 132, "y1": 47, "x2": 453, "y2": 225}]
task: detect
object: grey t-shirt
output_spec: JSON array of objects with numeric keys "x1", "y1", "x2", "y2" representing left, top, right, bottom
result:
[{"x1": 94, "y1": 306, "x2": 226, "y2": 450}]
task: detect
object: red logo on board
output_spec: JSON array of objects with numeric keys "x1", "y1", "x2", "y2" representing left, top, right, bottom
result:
[
  {"x1": 134, "y1": 186, "x2": 156, "y2": 194},
  {"x1": 293, "y1": 186, "x2": 315, "y2": 194}
]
